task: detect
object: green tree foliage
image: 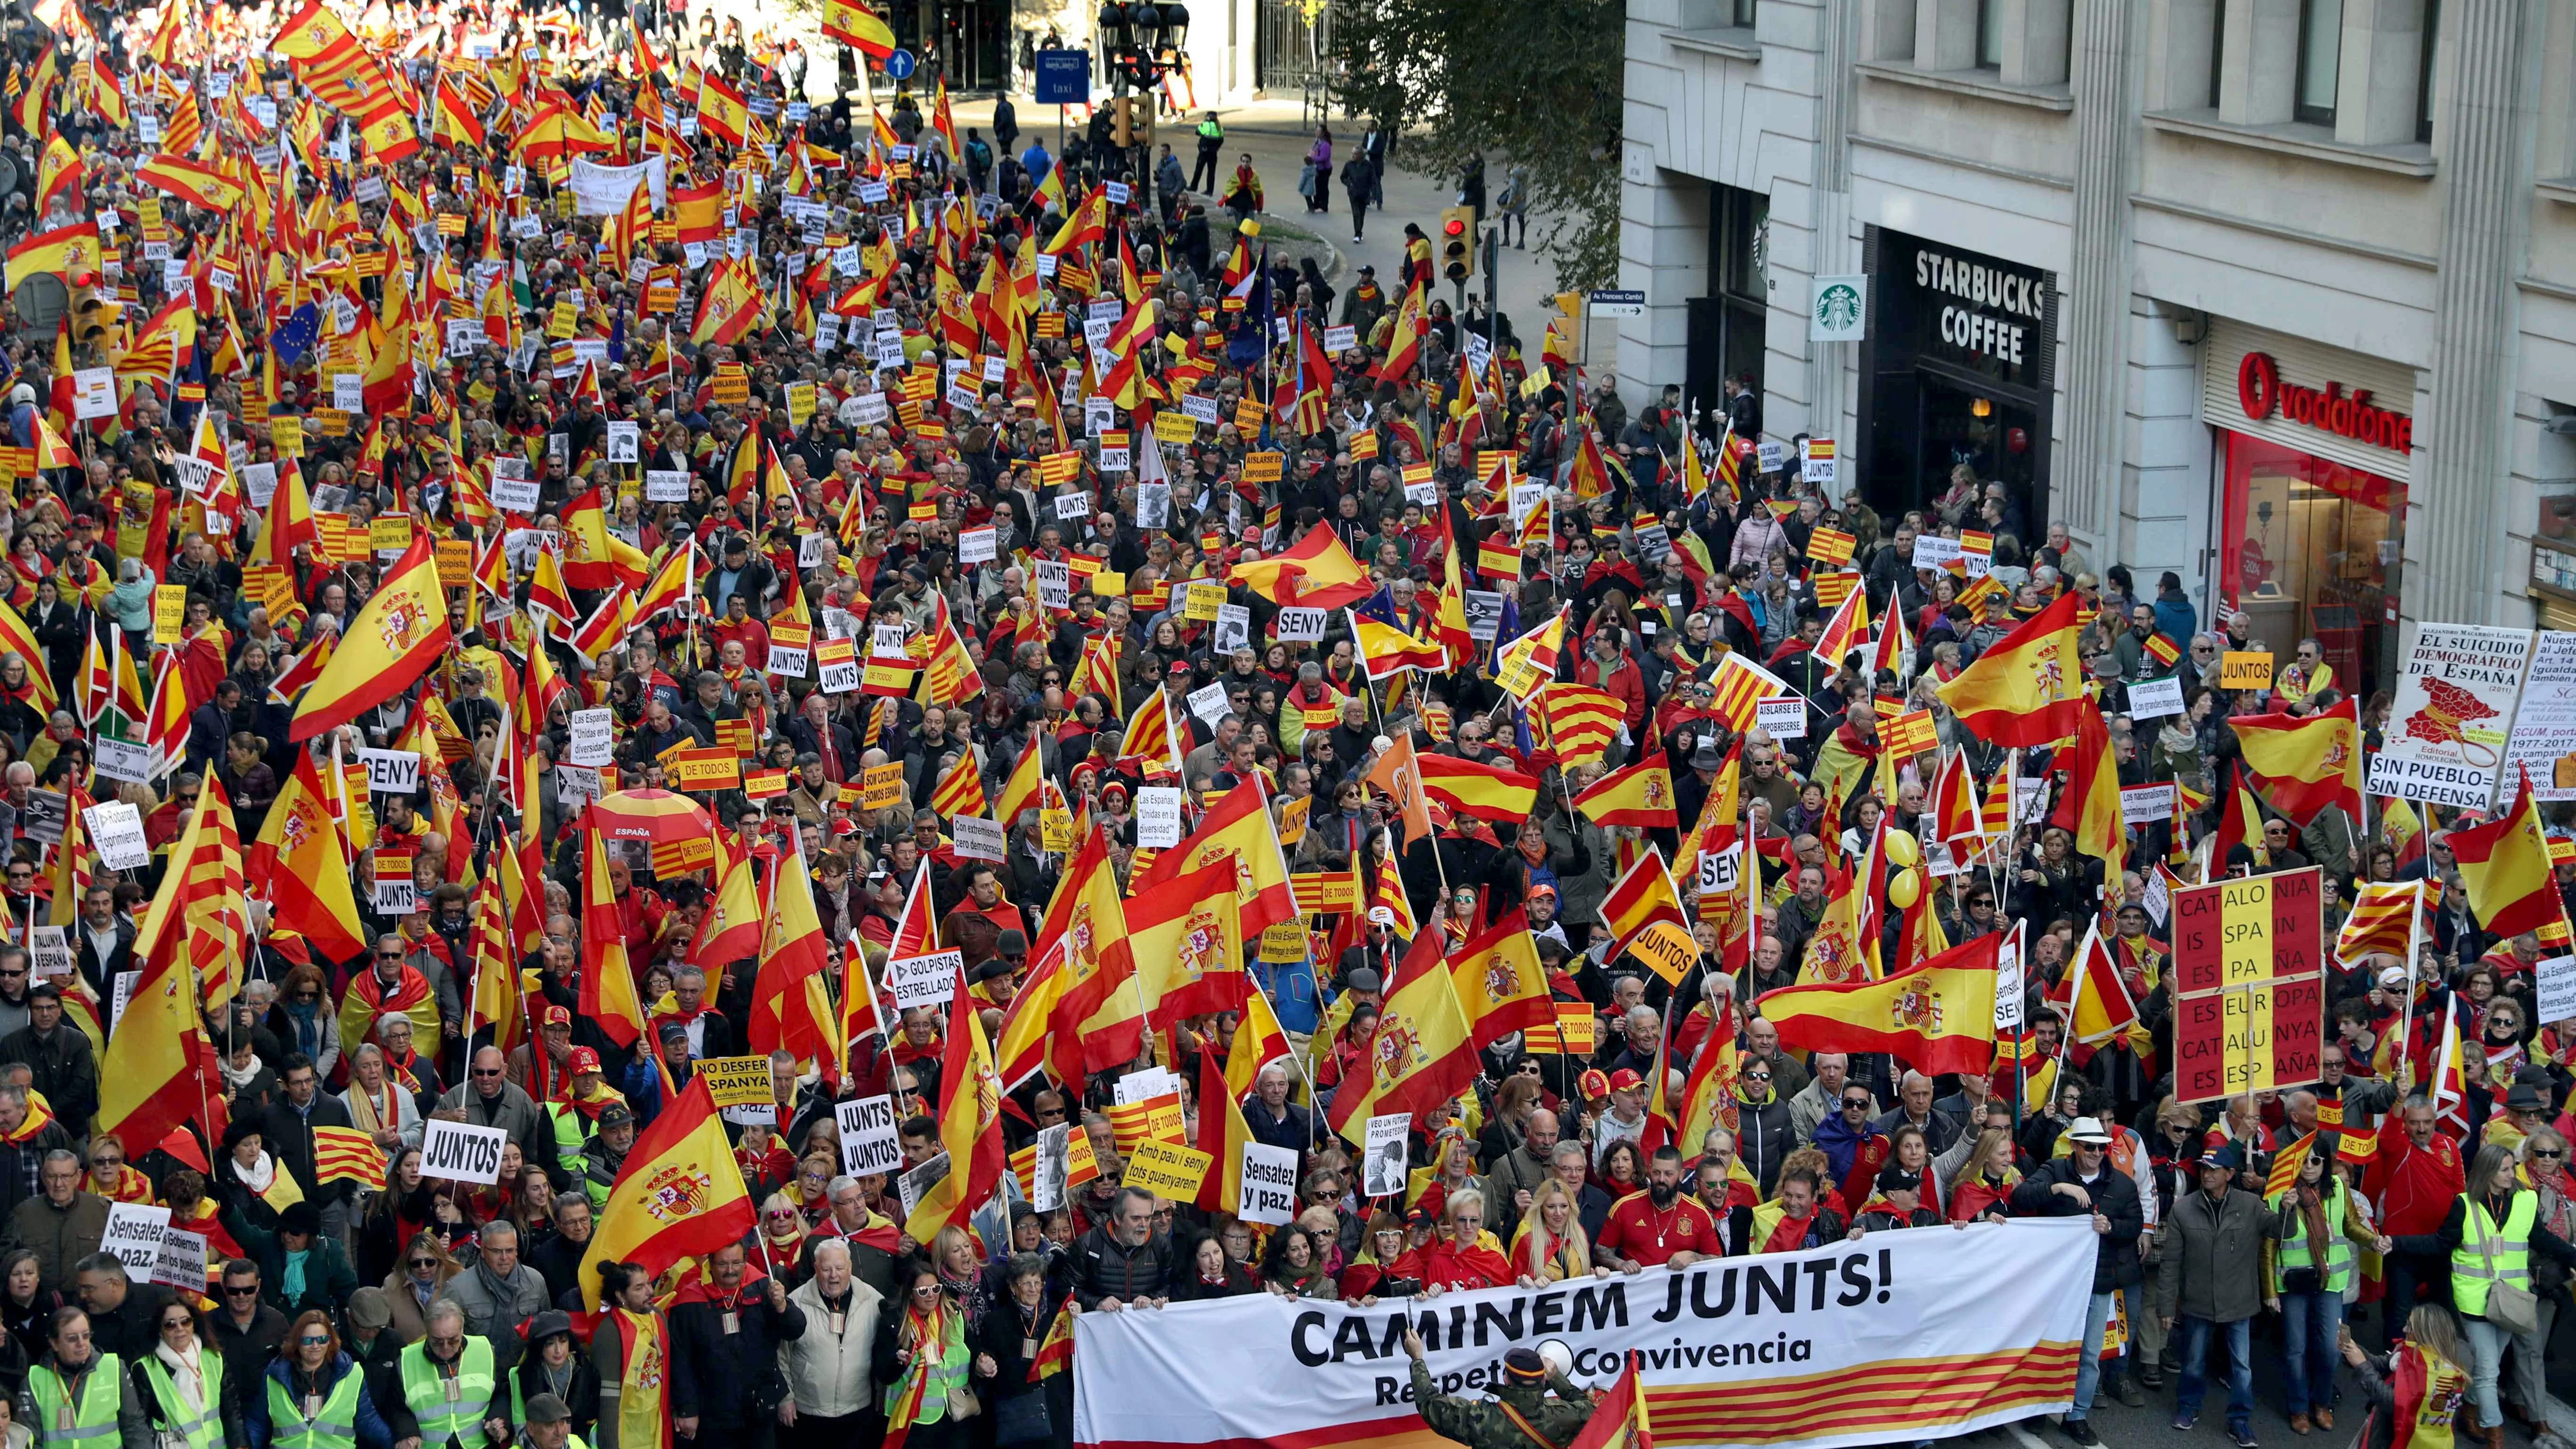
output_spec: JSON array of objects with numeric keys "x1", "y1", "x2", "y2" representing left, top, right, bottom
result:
[{"x1": 1328, "y1": 0, "x2": 1623, "y2": 288}]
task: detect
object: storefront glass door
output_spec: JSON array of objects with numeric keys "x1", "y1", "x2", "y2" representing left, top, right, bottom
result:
[{"x1": 2218, "y1": 429, "x2": 2406, "y2": 701}]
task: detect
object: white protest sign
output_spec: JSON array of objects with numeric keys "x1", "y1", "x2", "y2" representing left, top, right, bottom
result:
[
  {"x1": 1994, "y1": 925, "x2": 2025, "y2": 1032},
  {"x1": 1032, "y1": 1122, "x2": 1071, "y2": 1213},
  {"x1": 358, "y1": 749, "x2": 420, "y2": 795},
  {"x1": 2540, "y1": 956, "x2": 2576, "y2": 1029},
  {"x1": 606, "y1": 421, "x2": 641, "y2": 463},
  {"x1": 1239, "y1": 1143, "x2": 1300, "y2": 1226},
  {"x1": 1136, "y1": 786, "x2": 1184, "y2": 848},
  {"x1": 1277, "y1": 608, "x2": 1328, "y2": 643},
  {"x1": 958, "y1": 527, "x2": 998, "y2": 564},
  {"x1": 1055, "y1": 490, "x2": 1092, "y2": 521},
  {"x1": 27, "y1": 927, "x2": 68, "y2": 981},
  {"x1": 2370, "y1": 624, "x2": 2536, "y2": 809},
  {"x1": 568, "y1": 709, "x2": 615, "y2": 767},
  {"x1": 837, "y1": 1095, "x2": 903, "y2": 1176},
  {"x1": 1362, "y1": 1113, "x2": 1411, "y2": 1198},
  {"x1": 1912, "y1": 536, "x2": 1964, "y2": 572},
  {"x1": 110, "y1": 970, "x2": 136, "y2": 1034},
  {"x1": 1034, "y1": 559, "x2": 1071, "y2": 610},
  {"x1": 1187, "y1": 683, "x2": 1232, "y2": 725},
  {"x1": 151, "y1": 1228, "x2": 208, "y2": 1293},
  {"x1": 2507, "y1": 631, "x2": 2576, "y2": 803},
  {"x1": 556, "y1": 765, "x2": 604, "y2": 808},
  {"x1": 887, "y1": 950, "x2": 963, "y2": 1012},
  {"x1": 1464, "y1": 591, "x2": 1505, "y2": 643},
  {"x1": 1756, "y1": 697, "x2": 1807, "y2": 741},
  {"x1": 83, "y1": 802, "x2": 150, "y2": 870},
  {"x1": 70, "y1": 368, "x2": 116, "y2": 420},
  {"x1": 491, "y1": 474, "x2": 542, "y2": 514},
  {"x1": 1214, "y1": 604, "x2": 1252, "y2": 654},
  {"x1": 100, "y1": 1204, "x2": 170, "y2": 1276},
  {"x1": 420, "y1": 1119, "x2": 511, "y2": 1183},
  {"x1": 898, "y1": 1152, "x2": 950, "y2": 1221},
  {"x1": 91, "y1": 737, "x2": 151, "y2": 785},
  {"x1": 951, "y1": 815, "x2": 1006, "y2": 861},
  {"x1": 2128, "y1": 676, "x2": 2185, "y2": 720},
  {"x1": 2119, "y1": 783, "x2": 2175, "y2": 824},
  {"x1": 1115, "y1": 1066, "x2": 1180, "y2": 1104}
]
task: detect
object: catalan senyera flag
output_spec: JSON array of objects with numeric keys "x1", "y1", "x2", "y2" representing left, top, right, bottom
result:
[
  {"x1": 1415, "y1": 753, "x2": 1541, "y2": 823},
  {"x1": 1707, "y1": 651, "x2": 1792, "y2": 733},
  {"x1": 2337, "y1": 880, "x2": 2430, "y2": 971},
  {"x1": 904, "y1": 973, "x2": 1007, "y2": 1243},
  {"x1": 1757, "y1": 931, "x2": 2001, "y2": 1075},
  {"x1": 1228, "y1": 523, "x2": 1376, "y2": 609},
  {"x1": 1812, "y1": 579, "x2": 1868, "y2": 666},
  {"x1": 1572, "y1": 752, "x2": 1679, "y2": 829},
  {"x1": 1933, "y1": 591, "x2": 2086, "y2": 747},
  {"x1": 928, "y1": 749, "x2": 989, "y2": 820},
  {"x1": 311, "y1": 1124, "x2": 388, "y2": 1187},
  {"x1": 1536, "y1": 684, "x2": 1623, "y2": 765},
  {"x1": 288, "y1": 534, "x2": 450, "y2": 741},
  {"x1": 2230, "y1": 697, "x2": 2364, "y2": 828},
  {"x1": 1600, "y1": 848, "x2": 1699, "y2": 985},
  {"x1": 577, "y1": 1075, "x2": 755, "y2": 1308},
  {"x1": 1325, "y1": 924, "x2": 1475, "y2": 1143},
  {"x1": 0, "y1": 598, "x2": 55, "y2": 717},
  {"x1": 1448, "y1": 909, "x2": 1553, "y2": 1050},
  {"x1": 2449, "y1": 769, "x2": 2565, "y2": 941}
]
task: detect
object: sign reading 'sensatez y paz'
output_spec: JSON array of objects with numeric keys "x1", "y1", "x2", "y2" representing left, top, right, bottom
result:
[{"x1": 1071, "y1": 1219, "x2": 2096, "y2": 1449}]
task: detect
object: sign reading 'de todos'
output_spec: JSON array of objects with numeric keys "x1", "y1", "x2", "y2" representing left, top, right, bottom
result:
[
  {"x1": 1072, "y1": 1218, "x2": 2095, "y2": 1449},
  {"x1": 420, "y1": 1119, "x2": 512, "y2": 1183}
]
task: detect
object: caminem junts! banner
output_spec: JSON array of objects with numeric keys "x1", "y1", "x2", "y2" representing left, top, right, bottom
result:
[{"x1": 1073, "y1": 1218, "x2": 2095, "y2": 1449}]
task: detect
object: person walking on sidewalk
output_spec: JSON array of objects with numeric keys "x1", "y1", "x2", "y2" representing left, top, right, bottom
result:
[
  {"x1": 1303, "y1": 125, "x2": 1334, "y2": 215},
  {"x1": 1341, "y1": 151, "x2": 1377, "y2": 242},
  {"x1": 1191, "y1": 111, "x2": 1224, "y2": 193}
]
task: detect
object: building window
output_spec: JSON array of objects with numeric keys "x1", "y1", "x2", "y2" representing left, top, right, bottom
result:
[
  {"x1": 2296, "y1": 0, "x2": 2342, "y2": 126},
  {"x1": 2415, "y1": 0, "x2": 2439, "y2": 141},
  {"x1": 1976, "y1": 0, "x2": 2004, "y2": 68},
  {"x1": 1733, "y1": 0, "x2": 1755, "y2": 25},
  {"x1": 2208, "y1": 0, "x2": 2227, "y2": 108}
]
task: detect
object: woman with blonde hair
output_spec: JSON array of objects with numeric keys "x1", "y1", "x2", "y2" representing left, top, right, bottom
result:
[
  {"x1": 1948, "y1": 1128, "x2": 2021, "y2": 1224},
  {"x1": 2341, "y1": 1303, "x2": 2468, "y2": 1449},
  {"x1": 1510, "y1": 1179, "x2": 1603, "y2": 1285}
]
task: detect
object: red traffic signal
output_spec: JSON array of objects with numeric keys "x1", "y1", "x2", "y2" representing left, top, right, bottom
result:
[{"x1": 1443, "y1": 218, "x2": 1466, "y2": 237}]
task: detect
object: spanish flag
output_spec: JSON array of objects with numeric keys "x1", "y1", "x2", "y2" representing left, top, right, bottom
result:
[
  {"x1": 579, "y1": 828, "x2": 651, "y2": 1047},
  {"x1": 1228, "y1": 523, "x2": 1376, "y2": 608},
  {"x1": 2052, "y1": 706, "x2": 2125, "y2": 877},
  {"x1": 98, "y1": 802, "x2": 225, "y2": 1157},
  {"x1": 1757, "y1": 931, "x2": 2001, "y2": 1076},
  {"x1": 1600, "y1": 848, "x2": 1699, "y2": 985},
  {"x1": 695, "y1": 72, "x2": 752, "y2": 145},
  {"x1": 559, "y1": 487, "x2": 651, "y2": 591},
  {"x1": 1415, "y1": 753, "x2": 1541, "y2": 823},
  {"x1": 1130, "y1": 775, "x2": 1298, "y2": 938},
  {"x1": 905, "y1": 970, "x2": 1007, "y2": 1243},
  {"x1": 1325, "y1": 925, "x2": 1476, "y2": 1143},
  {"x1": 2449, "y1": 769, "x2": 2565, "y2": 941},
  {"x1": 1043, "y1": 829, "x2": 1142, "y2": 1085},
  {"x1": 577, "y1": 1076, "x2": 755, "y2": 1307},
  {"x1": 1128, "y1": 858, "x2": 1244, "y2": 1030},
  {"x1": 246, "y1": 753, "x2": 369, "y2": 965},
  {"x1": 822, "y1": 0, "x2": 897, "y2": 57},
  {"x1": 288, "y1": 534, "x2": 450, "y2": 741},
  {"x1": 1572, "y1": 752, "x2": 1678, "y2": 829},
  {"x1": 1193, "y1": 1018, "x2": 1254, "y2": 1215},
  {"x1": 1570, "y1": 1352, "x2": 1653, "y2": 1449},
  {"x1": 1448, "y1": 909, "x2": 1553, "y2": 1049},
  {"x1": 4, "y1": 221, "x2": 100, "y2": 290},
  {"x1": 749, "y1": 839, "x2": 837, "y2": 1066},
  {"x1": 993, "y1": 735, "x2": 1044, "y2": 829},
  {"x1": 1933, "y1": 590, "x2": 2085, "y2": 747},
  {"x1": 1352, "y1": 615, "x2": 1447, "y2": 678},
  {"x1": 2230, "y1": 698, "x2": 2364, "y2": 828},
  {"x1": 690, "y1": 258, "x2": 765, "y2": 347}
]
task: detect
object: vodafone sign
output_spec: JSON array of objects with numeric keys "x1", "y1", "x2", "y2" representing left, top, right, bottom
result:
[{"x1": 2237, "y1": 349, "x2": 2413, "y2": 454}]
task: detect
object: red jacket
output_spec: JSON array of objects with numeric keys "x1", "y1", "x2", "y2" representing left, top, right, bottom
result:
[{"x1": 1575, "y1": 654, "x2": 1648, "y2": 729}]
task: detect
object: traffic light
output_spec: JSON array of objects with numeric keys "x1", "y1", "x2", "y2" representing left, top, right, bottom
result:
[
  {"x1": 1441, "y1": 206, "x2": 1477, "y2": 283},
  {"x1": 1113, "y1": 95, "x2": 1135, "y2": 147},
  {"x1": 1111, "y1": 95, "x2": 1152, "y2": 149},
  {"x1": 66, "y1": 271, "x2": 118, "y2": 349}
]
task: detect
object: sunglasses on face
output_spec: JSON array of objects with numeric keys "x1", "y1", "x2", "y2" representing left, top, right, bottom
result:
[{"x1": 225, "y1": 1285, "x2": 258, "y2": 1297}]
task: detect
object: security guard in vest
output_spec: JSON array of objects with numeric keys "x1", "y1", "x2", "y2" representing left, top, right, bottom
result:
[
  {"x1": 388, "y1": 1302, "x2": 507, "y2": 1449},
  {"x1": 2436, "y1": 1142, "x2": 2576, "y2": 1449},
  {"x1": 2262, "y1": 1138, "x2": 2370, "y2": 1435},
  {"x1": 543, "y1": 1051, "x2": 628, "y2": 1184},
  {"x1": 514, "y1": 1394, "x2": 583, "y2": 1449},
  {"x1": 27, "y1": 1307, "x2": 145, "y2": 1449},
  {"x1": 131, "y1": 1296, "x2": 246, "y2": 1449},
  {"x1": 260, "y1": 1310, "x2": 389, "y2": 1449}
]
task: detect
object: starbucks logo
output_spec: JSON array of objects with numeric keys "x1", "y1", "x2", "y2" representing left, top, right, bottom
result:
[{"x1": 1815, "y1": 282, "x2": 1864, "y2": 332}]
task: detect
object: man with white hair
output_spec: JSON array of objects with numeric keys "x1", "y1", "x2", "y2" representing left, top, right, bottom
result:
[
  {"x1": 1243, "y1": 1062, "x2": 1323, "y2": 1152},
  {"x1": 778, "y1": 1237, "x2": 881, "y2": 1443}
]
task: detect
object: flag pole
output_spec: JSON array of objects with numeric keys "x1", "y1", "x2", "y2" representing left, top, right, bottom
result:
[{"x1": 2397, "y1": 877, "x2": 2425, "y2": 1095}]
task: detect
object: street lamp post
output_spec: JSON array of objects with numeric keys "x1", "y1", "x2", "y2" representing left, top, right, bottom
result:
[{"x1": 1095, "y1": 2, "x2": 1191, "y2": 226}]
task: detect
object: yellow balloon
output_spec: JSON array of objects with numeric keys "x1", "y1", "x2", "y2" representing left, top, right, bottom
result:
[
  {"x1": 1887, "y1": 868, "x2": 1921, "y2": 910},
  {"x1": 1883, "y1": 829, "x2": 1922, "y2": 869}
]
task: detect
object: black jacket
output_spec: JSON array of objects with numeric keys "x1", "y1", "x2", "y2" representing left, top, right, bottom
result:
[
  {"x1": 0, "y1": 1024, "x2": 93, "y2": 1134},
  {"x1": 1061, "y1": 1225, "x2": 1178, "y2": 1309},
  {"x1": 668, "y1": 1280, "x2": 805, "y2": 1428},
  {"x1": 2009, "y1": 1156, "x2": 2146, "y2": 1291}
]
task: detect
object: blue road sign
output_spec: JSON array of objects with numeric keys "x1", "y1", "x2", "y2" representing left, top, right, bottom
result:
[
  {"x1": 1033, "y1": 48, "x2": 1090, "y2": 104},
  {"x1": 883, "y1": 47, "x2": 917, "y2": 79}
]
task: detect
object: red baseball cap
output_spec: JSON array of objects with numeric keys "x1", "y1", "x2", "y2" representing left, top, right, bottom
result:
[
  {"x1": 1607, "y1": 1069, "x2": 1645, "y2": 1093},
  {"x1": 1579, "y1": 1069, "x2": 1611, "y2": 1100},
  {"x1": 568, "y1": 1047, "x2": 601, "y2": 1074},
  {"x1": 541, "y1": 1005, "x2": 571, "y2": 1028}
]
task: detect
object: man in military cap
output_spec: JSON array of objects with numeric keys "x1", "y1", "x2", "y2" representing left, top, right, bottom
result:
[{"x1": 1402, "y1": 1328, "x2": 1597, "y2": 1449}]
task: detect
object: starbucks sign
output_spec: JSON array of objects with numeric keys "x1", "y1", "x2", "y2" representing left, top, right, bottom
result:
[{"x1": 1810, "y1": 274, "x2": 1868, "y2": 342}]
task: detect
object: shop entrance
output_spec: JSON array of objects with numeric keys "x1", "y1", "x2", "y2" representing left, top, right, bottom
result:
[{"x1": 2218, "y1": 430, "x2": 2406, "y2": 701}]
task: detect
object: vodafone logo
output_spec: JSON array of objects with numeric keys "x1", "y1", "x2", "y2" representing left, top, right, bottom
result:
[{"x1": 2238, "y1": 350, "x2": 2412, "y2": 454}]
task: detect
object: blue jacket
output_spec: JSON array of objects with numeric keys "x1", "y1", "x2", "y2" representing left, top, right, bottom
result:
[
  {"x1": 2153, "y1": 587, "x2": 2198, "y2": 649},
  {"x1": 246, "y1": 1351, "x2": 393, "y2": 1449}
]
